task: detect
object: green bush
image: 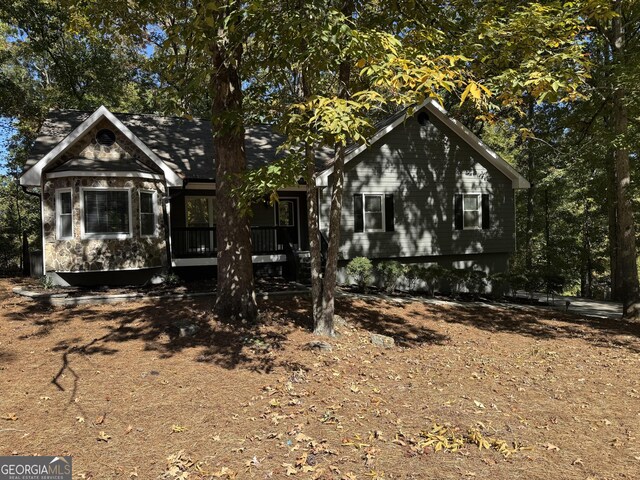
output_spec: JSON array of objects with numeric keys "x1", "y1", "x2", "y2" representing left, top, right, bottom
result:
[
  {"x1": 419, "y1": 264, "x2": 449, "y2": 296},
  {"x1": 490, "y1": 271, "x2": 530, "y2": 297},
  {"x1": 466, "y1": 269, "x2": 487, "y2": 295},
  {"x1": 163, "y1": 272, "x2": 181, "y2": 286},
  {"x1": 376, "y1": 260, "x2": 406, "y2": 293},
  {"x1": 346, "y1": 257, "x2": 373, "y2": 292},
  {"x1": 404, "y1": 264, "x2": 424, "y2": 291}
]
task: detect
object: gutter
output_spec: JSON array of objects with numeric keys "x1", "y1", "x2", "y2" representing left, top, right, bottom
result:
[{"x1": 21, "y1": 185, "x2": 41, "y2": 199}]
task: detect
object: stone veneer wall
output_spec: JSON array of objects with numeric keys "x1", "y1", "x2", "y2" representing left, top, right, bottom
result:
[{"x1": 42, "y1": 177, "x2": 167, "y2": 273}]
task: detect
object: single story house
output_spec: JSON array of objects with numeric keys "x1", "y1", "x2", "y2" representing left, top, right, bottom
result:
[{"x1": 20, "y1": 99, "x2": 529, "y2": 287}]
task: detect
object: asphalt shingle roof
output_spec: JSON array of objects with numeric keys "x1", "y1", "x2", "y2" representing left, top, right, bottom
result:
[{"x1": 26, "y1": 110, "x2": 335, "y2": 181}]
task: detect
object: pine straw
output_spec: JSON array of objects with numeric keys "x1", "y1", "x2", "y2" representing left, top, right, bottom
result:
[{"x1": 1, "y1": 278, "x2": 639, "y2": 479}]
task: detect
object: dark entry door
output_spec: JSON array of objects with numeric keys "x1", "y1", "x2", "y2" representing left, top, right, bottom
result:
[{"x1": 276, "y1": 198, "x2": 299, "y2": 249}]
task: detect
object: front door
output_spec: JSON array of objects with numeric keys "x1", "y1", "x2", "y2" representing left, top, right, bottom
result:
[{"x1": 276, "y1": 198, "x2": 299, "y2": 250}]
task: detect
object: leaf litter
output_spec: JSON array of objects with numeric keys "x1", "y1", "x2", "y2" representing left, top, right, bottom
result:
[{"x1": 0, "y1": 279, "x2": 639, "y2": 478}]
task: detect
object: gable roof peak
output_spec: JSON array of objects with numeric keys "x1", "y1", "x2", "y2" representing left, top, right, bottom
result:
[
  {"x1": 20, "y1": 105, "x2": 183, "y2": 187},
  {"x1": 317, "y1": 98, "x2": 530, "y2": 189}
]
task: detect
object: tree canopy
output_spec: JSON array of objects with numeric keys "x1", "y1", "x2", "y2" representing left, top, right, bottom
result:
[{"x1": 1, "y1": 0, "x2": 638, "y2": 320}]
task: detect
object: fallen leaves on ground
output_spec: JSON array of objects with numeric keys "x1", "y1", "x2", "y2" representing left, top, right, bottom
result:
[{"x1": 1, "y1": 279, "x2": 639, "y2": 479}]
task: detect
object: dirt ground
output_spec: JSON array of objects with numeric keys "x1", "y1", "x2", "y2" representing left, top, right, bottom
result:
[{"x1": 1, "y1": 278, "x2": 639, "y2": 479}]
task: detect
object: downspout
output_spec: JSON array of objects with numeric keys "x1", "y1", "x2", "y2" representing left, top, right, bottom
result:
[{"x1": 21, "y1": 185, "x2": 41, "y2": 199}]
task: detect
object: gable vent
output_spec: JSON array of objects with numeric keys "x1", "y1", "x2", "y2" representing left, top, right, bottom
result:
[
  {"x1": 417, "y1": 112, "x2": 430, "y2": 126},
  {"x1": 96, "y1": 129, "x2": 116, "y2": 146}
]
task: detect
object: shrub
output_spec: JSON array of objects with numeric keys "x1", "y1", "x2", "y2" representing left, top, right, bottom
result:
[
  {"x1": 404, "y1": 264, "x2": 424, "y2": 291},
  {"x1": 419, "y1": 264, "x2": 449, "y2": 296},
  {"x1": 346, "y1": 257, "x2": 373, "y2": 292},
  {"x1": 376, "y1": 260, "x2": 406, "y2": 293},
  {"x1": 447, "y1": 268, "x2": 470, "y2": 295},
  {"x1": 488, "y1": 272, "x2": 509, "y2": 297},
  {"x1": 465, "y1": 269, "x2": 487, "y2": 295},
  {"x1": 163, "y1": 272, "x2": 181, "y2": 286}
]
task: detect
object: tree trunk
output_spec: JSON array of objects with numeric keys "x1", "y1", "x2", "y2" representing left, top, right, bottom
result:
[
  {"x1": 606, "y1": 146, "x2": 620, "y2": 300},
  {"x1": 611, "y1": 5, "x2": 640, "y2": 318},
  {"x1": 524, "y1": 98, "x2": 535, "y2": 272},
  {"x1": 296, "y1": 63, "x2": 325, "y2": 329},
  {"x1": 305, "y1": 146, "x2": 324, "y2": 325},
  {"x1": 544, "y1": 188, "x2": 551, "y2": 294},
  {"x1": 209, "y1": 10, "x2": 258, "y2": 322},
  {"x1": 581, "y1": 199, "x2": 593, "y2": 298},
  {"x1": 612, "y1": 88, "x2": 639, "y2": 317},
  {"x1": 315, "y1": 58, "x2": 351, "y2": 336}
]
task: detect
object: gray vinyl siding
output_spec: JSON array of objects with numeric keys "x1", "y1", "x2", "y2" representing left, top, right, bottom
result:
[{"x1": 321, "y1": 112, "x2": 515, "y2": 261}]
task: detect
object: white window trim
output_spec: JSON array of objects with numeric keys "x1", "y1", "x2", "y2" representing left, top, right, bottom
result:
[
  {"x1": 80, "y1": 187, "x2": 133, "y2": 240},
  {"x1": 139, "y1": 190, "x2": 157, "y2": 238},
  {"x1": 462, "y1": 192, "x2": 482, "y2": 230},
  {"x1": 362, "y1": 193, "x2": 386, "y2": 233},
  {"x1": 56, "y1": 188, "x2": 73, "y2": 240}
]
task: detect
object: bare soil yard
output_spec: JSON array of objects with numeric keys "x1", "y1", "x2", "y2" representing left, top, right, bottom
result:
[{"x1": 1, "y1": 278, "x2": 639, "y2": 479}]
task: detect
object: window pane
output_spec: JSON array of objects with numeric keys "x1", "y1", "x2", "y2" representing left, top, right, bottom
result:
[
  {"x1": 84, "y1": 190, "x2": 130, "y2": 234},
  {"x1": 140, "y1": 192, "x2": 153, "y2": 214},
  {"x1": 60, "y1": 214, "x2": 72, "y2": 238},
  {"x1": 141, "y1": 214, "x2": 155, "y2": 236},
  {"x1": 464, "y1": 195, "x2": 479, "y2": 211},
  {"x1": 186, "y1": 197, "x2": 210, "y2": 227},
  {"x1": 464, "y1": 211, "x2": 480, "y2": 228},
  {"x1": 279, "y1": 201, "x2": 294, "y2": 226},
  {"x1": 59, "y1": 192, "x2": 72, "y2": 214},
  {"x1": 365, "y1": 212, "x2": 383, "y2": 230},
  {"x1": 365, "y1": 195, "x2": 381, "y2": 212}
]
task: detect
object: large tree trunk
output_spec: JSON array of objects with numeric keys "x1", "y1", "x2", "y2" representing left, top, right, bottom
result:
[
  {"x1": 209, "y1": 11, "x2": 258, "y2": 322},
  {"x1": 315, "y1": 59, "x2": 351, "y2": 336},
  {"x1": 612, "y1": 88, "x2": 639, "y2": 317},
  {"x1": 611, "y1": 5, "x2": 640, "y2": 318},
  {"x1": 296, "y1": 65, "x2": 324, "y2": 329}
]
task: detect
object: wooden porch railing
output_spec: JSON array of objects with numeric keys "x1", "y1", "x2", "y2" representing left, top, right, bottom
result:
[{"x1": 171, "y1": 226, "x2": 293, "y2": 258}]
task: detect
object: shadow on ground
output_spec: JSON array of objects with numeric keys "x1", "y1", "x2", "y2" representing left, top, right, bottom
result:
[
  {"x1": 6, "y1": 290, "x2": 640, "y2": 400},
  {"x1": 421, "y1": 302, "x2": 640, "y2": 353}
]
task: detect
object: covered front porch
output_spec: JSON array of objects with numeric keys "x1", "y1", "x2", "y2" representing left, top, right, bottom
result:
[{"x1": 167, "y1": 188, "x2": 309, "y2": 272}]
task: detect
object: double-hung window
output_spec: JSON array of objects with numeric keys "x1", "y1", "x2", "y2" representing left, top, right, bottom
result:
[
  {"x1": 139, "y1": 191, "x2": 156, "y2": 236},
  {"x1": 56, "y1": 189, "x2": 73, "y2": 239},
  {"x1": 454, "y1": 193, "x2": 490, "y2": 230},
  {"x1": 82, "y1": 189, "x2": 131, "y2": 238},
  {"x1": 353, "y1": 193, "x2": 394, "y2": 233},
  {"x1": 364, "y1": 195, "x2": 384, "y2": 231}
]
